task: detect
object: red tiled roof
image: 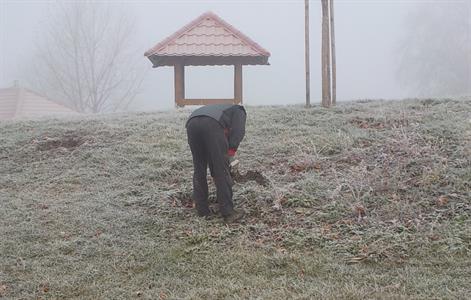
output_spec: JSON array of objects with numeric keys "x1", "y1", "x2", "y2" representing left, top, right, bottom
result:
[
  {"x1": 145, "y1": 11, "x2": 270, "y2": 65},
  {"x1": 0, "y1": 87, "x2": 78, "y2": 120}
]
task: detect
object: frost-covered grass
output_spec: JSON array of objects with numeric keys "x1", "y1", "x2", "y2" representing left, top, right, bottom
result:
[{"x1": 1, "y1": 98, "x2": 470, "y2": 299}]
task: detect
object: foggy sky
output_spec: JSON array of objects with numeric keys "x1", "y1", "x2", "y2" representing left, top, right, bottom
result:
[{"x1": 1, "y1": 0, "x2": 470, "y2": 111}]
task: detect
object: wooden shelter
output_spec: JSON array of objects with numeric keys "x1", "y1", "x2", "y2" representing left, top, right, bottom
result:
[{"x1": 144, "y1": 12, "x2": 270, "y2": 107}]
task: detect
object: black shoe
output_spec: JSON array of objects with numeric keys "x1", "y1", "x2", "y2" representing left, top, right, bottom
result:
[
  {"x1": 196, "y1": 210, "x2": 211, "y2": 217},
  {"x1": 223, "y1": 209, "x2": 245, "y2": 224},
  {"x1": 197, "y1": 207, "x2": 216, "y2": 219}
]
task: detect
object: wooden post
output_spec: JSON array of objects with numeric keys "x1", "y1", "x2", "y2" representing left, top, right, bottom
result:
[
  {"x1": 321, "y1": 0, "x2": 331, "y2": 108},
  {"x1": 304, "y1": 0, "x2": 311, "y2": 108},
  {"x1": 234, "y1": 63, "x2": 243, "y2": 104},
  {"x1": 174, "y1": 64, "x2": 185, "y2": 107},
  {"x1": 330, "y1": 0, "x2": 336, "y2": 106}
]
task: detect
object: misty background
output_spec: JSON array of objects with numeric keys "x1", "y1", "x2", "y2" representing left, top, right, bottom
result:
[{"x1": 1, "y1": 0, "x2": 470, "y2": 112}]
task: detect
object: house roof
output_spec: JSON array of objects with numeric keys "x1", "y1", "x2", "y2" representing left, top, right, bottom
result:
[
  {"x1": 0, "y1": 87, "x2": 78, "y2": 120},
  {"x1": 145, "y1": 11, "x2": 270, "y2": 67}
]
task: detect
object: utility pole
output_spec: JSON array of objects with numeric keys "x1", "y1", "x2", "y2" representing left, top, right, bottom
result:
[
  {"x1": 304, "y1": 0, "x2": 311, "y2": 108},
  {"x1": 321, "y1": 0, "x2": 331, "y2": 107},
  {"x1": 330, "y1": 0, "x2": 336, "y2": 106}
]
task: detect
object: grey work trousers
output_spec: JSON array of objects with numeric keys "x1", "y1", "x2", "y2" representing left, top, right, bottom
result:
[{"x1": 186, "y1": 116, "x2": 234, "y2": 216}]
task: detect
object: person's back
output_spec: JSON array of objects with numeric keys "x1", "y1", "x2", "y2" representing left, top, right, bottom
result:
[{"x1": 186, "y1": 104, "x2": 246, "y2": 222}]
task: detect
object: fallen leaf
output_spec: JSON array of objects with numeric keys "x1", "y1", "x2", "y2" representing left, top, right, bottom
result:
[
  {"x1": 60, "y1": 231, "x2": 71, "y2": 240},
  {"x1": 321, "y1": 224, "x2": 332, "y2": 234},
  {"x1": 353, "y1": 204, "x2": 366, "y2": 221},
  {"x1": 347, "y1": 256, "x2": 367, "y2": 263},
  {"x1": 38, "y1": 203, "x2": 49, "y2": 210},
  {"x1": 351, "y1": 235, "x2": 361, "y2": 241},
  {"x1": 436, "y1": 195, "x2": 448, "y2": 207},
  {"x1": 183, "y1": 201, "x2": 194, "y2": 208},
  {"x1": 159, "y1": 291, "x2": 167, "y2": 300},
  {"x1": 0, "y1": 284, "x2": 8, "y2": 297},
  {"x1": 299, "y1": 267, "x2": 305, "y2": 278},
  {"x1": 40, "y1": 283, "x2": 49, "y2": 293},
  {"x1": 289, "y1": 164, "x2": 306, "y2": 173}
]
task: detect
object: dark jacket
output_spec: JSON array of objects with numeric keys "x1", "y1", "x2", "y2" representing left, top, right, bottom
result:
[{"x1": 187, "y1": 104, "x2": 246, "y2": 150}]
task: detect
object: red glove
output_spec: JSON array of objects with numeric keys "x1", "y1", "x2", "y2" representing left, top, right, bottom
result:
[{"x1": 228, "y1": 148, "x2": 236, "y2": 157}]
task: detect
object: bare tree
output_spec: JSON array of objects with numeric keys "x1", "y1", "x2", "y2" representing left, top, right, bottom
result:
[
  {"x1": 397, "y1": 2, "x2": 471, "y2": 97},
  {"x1": 30, "y1": 2, "x2": 143, "y2": 113}
]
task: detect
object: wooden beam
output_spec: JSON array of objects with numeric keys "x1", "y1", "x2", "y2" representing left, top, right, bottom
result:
[
  {"x1": 182, "y1": 98, "x2": 236, "y2": 106},
  {"x1": 321, "y1": 0, "x2": 332, "y2": 108},
  {"x1": 174, "y1": 64, "x2": 185, "y2": 107},
  {"x1": 330, "y1": 0, "x2": 337, "y2": 106},
  {"x1": 151, "y1": 56, "x2": 269, "y2": 67},
  {"x1": 305, "y1": 0, "x2": 311, "y2": 108},
  {"x1": 234, "y1": 64, "x2": 243, "y2": 104}
]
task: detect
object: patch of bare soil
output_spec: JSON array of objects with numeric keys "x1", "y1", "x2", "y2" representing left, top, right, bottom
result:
[
  {"x1": 169, "y1": 191, "x2": 194, "y2": 208},
  {"x1": 350, "y1": 117, "x2": 409, "y2": 129},
  {"x1": 289, "y1": 160, "x2": 322, "y2": 173},
  {"x1": 232, "y1": 169, "x2": 269, "y2": 187},
  {"x1": 35, "y1": 133, "x2": 86, "y2": 151}
]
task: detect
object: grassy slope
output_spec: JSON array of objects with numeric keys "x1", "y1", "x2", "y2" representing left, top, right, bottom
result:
[{"x1": 1, "y1": 99, "x2": 470, "y2": 299}]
